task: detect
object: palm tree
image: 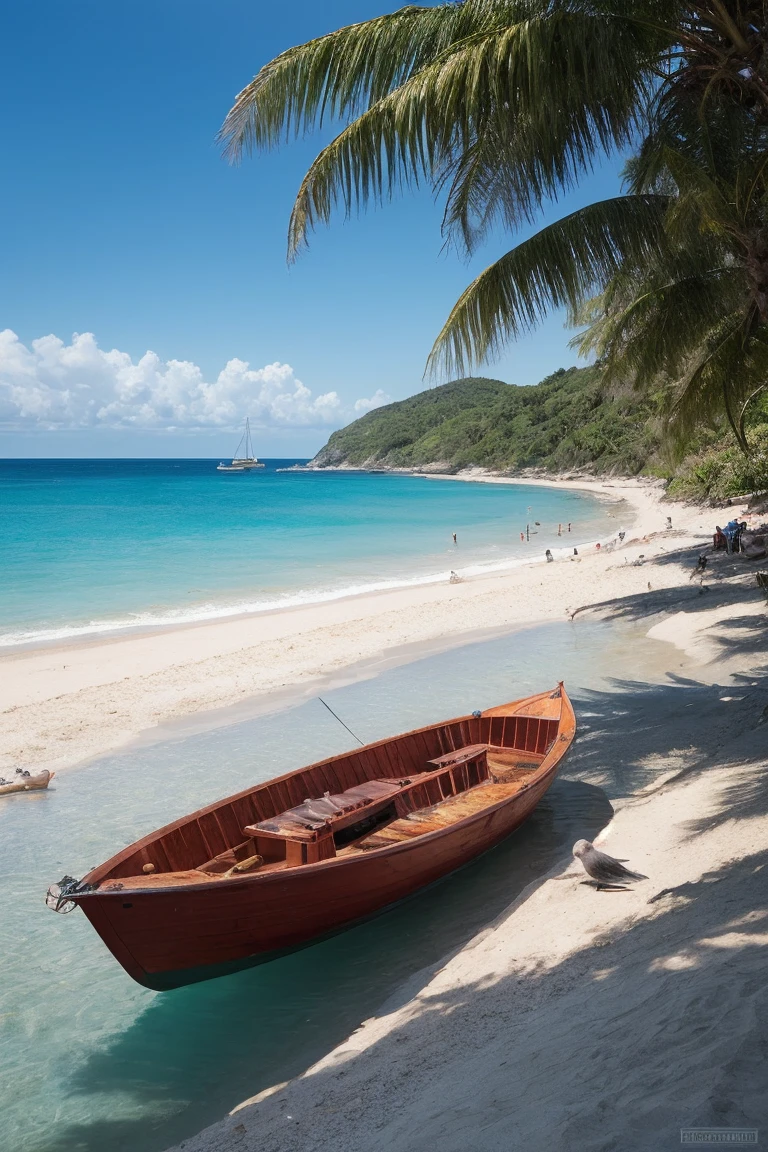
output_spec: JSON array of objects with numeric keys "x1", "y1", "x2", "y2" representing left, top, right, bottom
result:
[
  {"x1": 575, "y1": 106, "x2": 768, "y2": 453},
  {"x1": 220, "y1": 1, "x2": 768, "y2": 440}
]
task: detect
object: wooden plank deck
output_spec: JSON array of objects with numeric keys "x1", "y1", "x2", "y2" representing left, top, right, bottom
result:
[
  {"x1": 487, "y1": 750, "x2": 544, "y2": 783},
  {"x1": 342, "y1": 780, "x2": 527, "y2": 853}
]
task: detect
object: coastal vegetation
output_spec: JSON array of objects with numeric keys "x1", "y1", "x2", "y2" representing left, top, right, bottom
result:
[
  {"x1": 222, "y1": 1, "x2": 768, "y2": 458},
  {"x1": 311, "y1": 370, "x2": 768, "y2": 500}
]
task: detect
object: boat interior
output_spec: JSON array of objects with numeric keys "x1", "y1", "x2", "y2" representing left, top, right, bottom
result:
[{"x1": 94, "y1": 708, "x2": 563, "y2": 890}]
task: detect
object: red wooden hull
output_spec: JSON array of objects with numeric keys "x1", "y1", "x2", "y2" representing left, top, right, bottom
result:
[{"x1": 67, "y1": 687, "x2": 575, "y2": 989}]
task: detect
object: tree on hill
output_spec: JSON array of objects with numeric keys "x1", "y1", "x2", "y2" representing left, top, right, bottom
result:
[
  {"x1": 312, "y1": 369, "x2": 662, "y2": 474},
  {"x1": 219, "y1": 1, "x2": 768, "y2": 453}
]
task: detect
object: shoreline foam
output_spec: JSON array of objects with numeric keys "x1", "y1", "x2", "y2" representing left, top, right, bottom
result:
[{"x1": 0, "y1": 474, "x2": 619, "y2": 649}]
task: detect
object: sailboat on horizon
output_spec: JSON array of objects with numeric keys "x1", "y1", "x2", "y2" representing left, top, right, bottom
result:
[{"x1": 216, "y1": 418, "x2": 265, "y2": 472}]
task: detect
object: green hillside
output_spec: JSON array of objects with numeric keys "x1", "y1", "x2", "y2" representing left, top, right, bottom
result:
[{"x1": 312, "y1": 368, "x2": 661, "y2": 475}]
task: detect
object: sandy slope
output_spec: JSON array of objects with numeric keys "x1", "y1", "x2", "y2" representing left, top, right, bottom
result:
[
  {"x1": 166, "y1": 608, "x2": 768, "y2": 1152},
  {"x1": 0, "y1": 477, "x2": 740, "y2": 775}
]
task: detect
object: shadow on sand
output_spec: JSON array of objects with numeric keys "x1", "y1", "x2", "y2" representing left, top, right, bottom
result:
[{"x1": 44, "y1": 669, "x2": 768, "y2": 1152}]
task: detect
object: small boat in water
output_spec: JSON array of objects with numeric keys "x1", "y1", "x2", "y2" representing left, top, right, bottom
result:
[
  {"x1": 216, "y1": 417, "x2": 265, "y2": 472},
  {"x1": 46, "y1": 685, "x2": 574, "y2": 990},
  {"x1": 1, "y1": 768, "x2": 55, "y2": 796}
]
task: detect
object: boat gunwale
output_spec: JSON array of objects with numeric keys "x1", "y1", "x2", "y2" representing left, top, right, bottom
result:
[
  {"x1": 85, "y1": 750, "x2": 569, "y2": 898},
  {"x1": 77, "y1": 687, "x2": 574, "y2": 898}
]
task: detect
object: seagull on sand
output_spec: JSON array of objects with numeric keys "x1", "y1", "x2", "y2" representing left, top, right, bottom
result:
[{"x1": 572, "y1": 840, "x2": 648, "y2": 890}]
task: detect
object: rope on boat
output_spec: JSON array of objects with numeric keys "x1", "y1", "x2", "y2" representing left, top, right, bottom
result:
[
  {"x1": 317, "y1": 697, "x2": 365, "y2": 747},
  {"x1": 45, "y1": 875, "x2": 96, "y2": 914}
]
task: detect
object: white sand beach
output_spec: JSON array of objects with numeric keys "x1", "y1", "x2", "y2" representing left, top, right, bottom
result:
[
  {"x1": 157, "y1": 479, "x2": 768, "y2": 1152},
  {"x1": 0, "y1": 475, "x2": 749, "y2": 777}
]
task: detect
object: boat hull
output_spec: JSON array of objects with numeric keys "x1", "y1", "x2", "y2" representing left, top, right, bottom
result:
[
  {"x1": 0, "y1": 769, "x2": 54, "y2": 796},
  {"x1": 78, "y1": 761, "x2": 561, "y2": 989}
]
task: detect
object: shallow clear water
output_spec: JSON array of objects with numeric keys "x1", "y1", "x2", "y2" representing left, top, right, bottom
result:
[
  {"x1": 0, "y1": 460, "x2": 624, "y2": 645},
  {"x1": 1, "y1": 617, "x2": 675, "y2": 1152}
]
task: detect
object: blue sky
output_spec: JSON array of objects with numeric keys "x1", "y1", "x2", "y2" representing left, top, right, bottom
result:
[{"x1": 0, "y1": 0, "x2": 624, "y2": 457}]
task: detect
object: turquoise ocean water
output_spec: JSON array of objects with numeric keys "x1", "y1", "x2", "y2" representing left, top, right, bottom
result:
[{"x1": 0, "y1": 460, "x2": 625, "y2": 646}]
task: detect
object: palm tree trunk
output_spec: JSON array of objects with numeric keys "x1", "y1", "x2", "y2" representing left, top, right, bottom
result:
[
  {"x1": 738, "y1": 384, "x2": 767, "y2": 450},
  {"x1": 723, "y1": 379, "x2": 751, "y2": 454}
]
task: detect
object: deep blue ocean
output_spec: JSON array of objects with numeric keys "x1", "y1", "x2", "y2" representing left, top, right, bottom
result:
[{"x1": 0, "y1": 459, "x2": 625, "y2": 647}]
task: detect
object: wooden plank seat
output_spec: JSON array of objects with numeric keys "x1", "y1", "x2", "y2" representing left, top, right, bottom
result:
[
  {"x1": 240, "y1": 746, "x2": 538, "y2": 866},
  {"x1": 243, "y1": 780, "x2": 402, "y2": 844},
  {"x1": 485, "y1": 749, "x2": 544, "y2": 784},
  {"x1": 429, "y1": 743, "x2": 545, "y2": 785},
  {"x1": 427, "y1": 744, "x2": 489, "y2": 768}
]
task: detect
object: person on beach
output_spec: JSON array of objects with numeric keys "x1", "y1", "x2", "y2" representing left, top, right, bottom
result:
[
  {"x1": 452, "y1": 532, "x2": 457, "y2": 544},
  {"x1": 568, "y1": 522, "x2": 571, "y2": 532},
  {"x1": 618, "y1": 530, "x2": 625, "y2": 543},
  {"x1": 558, "y1": 523, "x2": 562, "y2": 536},
  {"x1": 520, "y1": 532, "x2": 525, "y2": 542},
  {"x1": 722, "y1": 519, "x2": 743, "y2": 553},
  {"x1": 546, "y1": 549, "x2": 553, "y2": 562}
]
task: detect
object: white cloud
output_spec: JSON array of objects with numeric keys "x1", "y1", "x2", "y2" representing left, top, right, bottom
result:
[
  {"x1": 354, "y1": 389, "x2": 391, "y2": 413},
  {"x1": 0, "y1": 329, "x2": 357, "y2": 431}
]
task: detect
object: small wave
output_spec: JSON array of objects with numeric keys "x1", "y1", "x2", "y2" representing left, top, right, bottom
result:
[{"x1": 0, "y1": 531, "x2": 622, "y2": 649}]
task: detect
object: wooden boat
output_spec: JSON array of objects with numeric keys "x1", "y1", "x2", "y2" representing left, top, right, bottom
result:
[
  {"x1": 47, "y1": 685, "x2": 575, "y2": 990},
  {"x1": 0, "y1": 768, "x2": 55, "y2": 796}
]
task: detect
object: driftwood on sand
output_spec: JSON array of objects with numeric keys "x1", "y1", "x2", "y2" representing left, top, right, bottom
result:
[{"x1": 0, "y1": 769, "x2": 55, "y2": 797}]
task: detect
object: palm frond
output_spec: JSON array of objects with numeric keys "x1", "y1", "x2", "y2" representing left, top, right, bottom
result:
[
  {"x1": 668, "y1": 305, "x2": 765, "y2": 451},
  {"x1": 427, "y1": 195, "x2": 668, "y2": 377},
  {"x1": 227, "y1": 2, "x2": 662, "y2": 255},
  {"x1": 220, "y1": 0, "x2": 768, "y2": 460},
  {"x1": 573, "y1": 263, "x2": 743, "y2": 378},
  {"x1": 218, "y1": 3, "x2": 488, "y2": 159}
]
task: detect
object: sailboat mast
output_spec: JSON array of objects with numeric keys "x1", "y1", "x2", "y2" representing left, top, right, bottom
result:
[{"x1": 217, "y1": 416, "x2": 262, "y2": 470}]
